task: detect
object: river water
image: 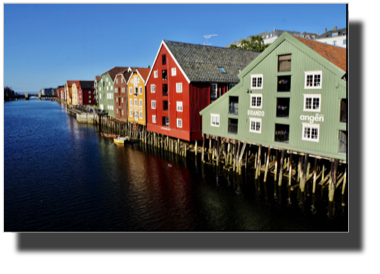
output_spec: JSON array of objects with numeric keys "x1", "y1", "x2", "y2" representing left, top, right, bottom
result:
[{"x1": 4, "y1": 99, "x2": 348, "y2": 231}]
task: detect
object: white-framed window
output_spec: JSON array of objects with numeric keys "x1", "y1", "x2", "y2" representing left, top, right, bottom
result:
[
  {"x1": 134, "y1": 110, "x2": 138, "y2": 120},
  {"x1": 210, "y1": 114, "x2": 220, "y2": 127},
  {"x1": 99, "y1": 87, "x2": 101, "y2": 91},
  {"x1": 122, "y1": 87, "x2": 125, "y2": 93},
  {"x1": 107, "y1": 86, "x2": 109, "y2": 91},
  {"x1": 106, "y1": 78, "x2": 108, "y2": 82},
  {"x1": 249, "y1": 118, "x2": 262, "y2": 133},
  {"x1": 88, "y1": 91, "x2": 91, "y2": 94},
  {"x1": 99, "y1": 94, "x2": 102, "y2": 99},
  {"x1": 116, "y1": 79, "x2": 118, "y2": 84},
  {"x1": 251, "y1": 74, "x2": 263, "y2": 89},
  {"x1": 121, "y1": 98, "x2": 124, "y2": 103},
  {"x1": 101, "y1": 79, "x2": 103, "y2": 83},
  {"x1": 116, "y1": 97, "x2": 118, "y2": 102},
  {"x1": 89, "y1": 100, "x2": 91, "y2": 103},
  {"x1": 176, "y1": 83, "x2": 182, "y2": 93},
  {"x1": 139, "y1": 86, "x2": 142, "y2": 94},
  {"x1": 100, "y1": 104, "x2": 104, "y2": 110},
  {"x1": 172, "y1": 68, "x2": 176, "y2": 76},
  {"x1": 122, "y1": 110, "x2": 124, "y2": 115},
  {"x1": 130, "y1": 99, "x2": 132, "y2": 106},
  {"x1": 302, "y1": 123, "x2": 320, "y2": 142},
  {"x1": 250, "y1": 94, "x2": 262, "y2": 109},
  {"x1": 116, "y1": 109, "x2": 118, "y2": 114},
  {"x1": 151, "y1": 100, "x2": 156, "y2": 109},
  {"x1": 304, "y1": 71, "x2": 322, "y2": 89},
  {"x1": 89, "y1": 95, "x2": 91, "y2": 99},
  {"x1": 176, "y1": 101, "x2": 183, "y2": 112},
  {"x1": 151, "y1": 84, "x2": 156, "y2": 93},
  {"x1": 130, "y1": 110, "x2": 133, "y2": 117},
  {"x1": 121, "y1": 78, "x2": 124, "y2": 83},
  {"x1": 115, "y1": 88, "x2": 118, "y2": 93},
  {"x1": 129, "y1": 87, "x2": 132, "y2": 94},
  {"x1": 111, "y1": 86, "x2": 113, "y2": 90},
  {"x1": 139, "y1": 99, "x2": 143, "y2": 107},
  {"x1": 134, "y1": 99, "x2": 137, "y2": 106},
  {"x1": 152, "y1": 115, "x2": 156, "y2": 123},
  {"x1": 139, "y1": 111, "x2": 142, "y2": 119},
  {"x1": 177, "y1": 118, "x2": 182, "y2": 128},
  {"x1": 154, "y1": 70, "x2": 158, "y2": 78},
  {"x1": 210, "y1": 83, "x2": 217, "y2": 98},
  {"x1": 303, "y1": 94, "x2": 321, "y2": 112}
]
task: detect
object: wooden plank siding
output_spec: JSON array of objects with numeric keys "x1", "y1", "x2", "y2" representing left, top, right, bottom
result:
[{"x1": 200, "y1": 32, "x2": 347, "y2": 160}]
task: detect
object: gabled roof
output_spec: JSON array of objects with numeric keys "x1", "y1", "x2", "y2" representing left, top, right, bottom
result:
[
  {"x1": 66, "y1": 81, "x2": 80, "y2": 88},
  {"x1": 292, "y1": 35, "x2": 346, "y2": 72},
  {"x1": 317, "y1": 28, "x2": 346, "y2": 39},
  {"x1": 79, "y1": 81, "x2": 95, "y2": 90},
  {"x1": 136, "y1": 68, "x2": 151, "y2": 83},
  {"x1": 95, "y1": 76, "x2": 100, "y2": 81},
  {"x1": 101, "y1": 67, "x2": 130, "y2": 81},
  {"x1": 147, "y1": 40, "x2": 260, "y2": 84}
]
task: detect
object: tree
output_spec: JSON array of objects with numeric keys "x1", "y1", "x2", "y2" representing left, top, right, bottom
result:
[{"x1": 230, "y1": 35, "x2": 270, "y2": 52}]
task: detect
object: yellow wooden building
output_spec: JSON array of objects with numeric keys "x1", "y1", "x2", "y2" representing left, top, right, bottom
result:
[
  {"x1": 72, "y1": 83, "x2": 79, "y2": 106},
  {"x1": 126, "y1": 68, "x2": 151, "y2": 126},
  {"x1": 65, "y1": 81, "x2": 79, "y2": 105}
]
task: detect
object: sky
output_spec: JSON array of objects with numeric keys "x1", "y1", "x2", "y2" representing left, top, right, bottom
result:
[{"x1": 3, "y1": 3, "x2": 347, "y2": 93}]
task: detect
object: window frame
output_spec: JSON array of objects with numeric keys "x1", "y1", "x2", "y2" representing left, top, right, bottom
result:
[
  {"x1": 210, "y1": 113, "x2": 220, "y2": 127},
  {"x1": 177, "y1": 118, "x2": 182, "y2": 128},
  {"x1": 303, "y1": 94, "x2": 321, "y2": 112},
  {"x1": 250, "y1": 74, "x2": 263, "y2": 89},
  {"x1": 172, "y1": 68, "x2": 176, "y2": 76},
  {"x1": 302, "y1": 123, "x2": 320, "y2": 142},
  {"x1": 152, "y1": 115, "x2": 156, "y2": 123},
  {"x1": 129, "y1": 87, "x2": 132, "y2": 94},
  {"x1": 249, "y1": 118, "x2": 262, "y2": 134},
  {"x1": 154, "y1": 70, "x2": 158, "y2": 78},
  {"x1": 250, "y1": 94, "x2": 263, "y2": 109},
  {"x1": 210, "y1": 83, "x2": 218, "y2": 98},
  {"x1": 139, "y1": 86, "x2": 142, "y2": 95},
  {"x1": 151, "y1": 100, "x2": 156, "y2": 109},
  {"x1": 176, "y1": 101, "x2": 183, "y2": 112},
  {"x1": 176, "y1": 82, "x2": 182, "y2": 93},
  {"x1": 130, "y1": 99, "x2": 132, "y2": 106},
  {"x1": 139, "y1": 99, "x2": 143, "y2": 107},
  {"x1": 304, "y1": 71, "x2": 322, "y2": 89},
  {"x1": 151, "y1": 84, "x2": 156, "y2": 93}
]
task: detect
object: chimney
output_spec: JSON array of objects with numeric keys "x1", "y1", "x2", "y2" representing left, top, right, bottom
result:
[
  {"x1": 325, "y1": 28, "x2": 327, "y2": 33},
  {"x1": 317, "y1": 31, "x2": 319, "y2": 36},
  {"x1": 333, "y1": 26, "x2": 337, "y2": 30},
  {"x1": 265, "y1": 30, "x2": 267, "y2": 34}
]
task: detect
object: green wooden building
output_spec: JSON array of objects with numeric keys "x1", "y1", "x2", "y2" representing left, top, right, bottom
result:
[
  {"x1": 97, "y1": 67, "x2": 129, "y2": 117},
  {"x1": 200, "y1": 32, "x2": 347, "y2": 162}
]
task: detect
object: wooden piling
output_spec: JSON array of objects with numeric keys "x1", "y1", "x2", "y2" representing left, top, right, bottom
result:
[
  {"x1": 329, "y1": 159, "x2": 339, "y2": 202},
  {"x1": 216, "y1": 137, "x2": 220, "y2": 166},
  {"x1": 264, "y1": 147, "x2": 271, "y2": 182},
  {"x1": 201, "y1": 135, "x2": 205, "y2": 162},
  {"x1": 288, "y1": 153, "x2": 293, "y2": 186},
  {"x1": 278, "y1": 149, "x2": 284, "y2": 186},
  {"x1": 238, "y1": 142, "x2": 246, "y2": 175},
  {"x1": 301, "y1": 154, "x2": 308, "y2": 192},
  {"x1": 312, "y1": 158, "x2": 318, "y2": 193},
  {"x1": 274, "y1": 150, "x2": 278, "y2": 181},
  {"x1": 341, "y1": 168, "x2": 347, "y2": 195},
  {"x1": 255, "y1": 145, "x2": 262, "y2": 179},
  {"x1": 195, "y1": 141, "x2": 198, "y2": 156}
]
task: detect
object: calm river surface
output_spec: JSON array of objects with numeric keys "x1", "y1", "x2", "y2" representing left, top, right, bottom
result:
[{"x1": 4, "y1": 99, "x2": 348, "y2": 231}]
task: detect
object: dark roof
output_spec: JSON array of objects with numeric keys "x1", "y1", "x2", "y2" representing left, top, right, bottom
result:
[
  {"x1": 101, "y1": 67, "x2": 130, "y2": 81},
  {"x1": 317, "y1": 28, "x2": 346, "y2": 39},
  {"x1": 164, "y1": 40, "x2": 260, "y2": 83},
  {"x1": 292, "y1": 35, "x2": 346, "y2": 72},
  {"x1": 79, "y1": 81, "x2": 95, "y2": 90}
]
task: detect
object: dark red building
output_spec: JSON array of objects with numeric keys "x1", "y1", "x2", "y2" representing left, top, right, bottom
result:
[
  {"x1": 78, "y1": 81, "x2": 95, "y2": 105},
  {"x1": 57, "y1": 85, "x2": 65, "y2": 100},
  {"x1": 146, "y1": 40, "x2": 260, "y2": 141}
]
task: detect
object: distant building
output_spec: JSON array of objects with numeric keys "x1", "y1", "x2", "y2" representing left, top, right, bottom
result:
[
  {"x1": 40, "y1": 88, "x2": 57, "y2": 96},
  {"x1": 228, "y1": 29, "x2": 318, "y2": 48},
  {"x1": 57, "y1": 85, "x2": 65, "y2": 100},
  {"x1": 315, "y1": 27, "x2": 347, "y2": 48}
]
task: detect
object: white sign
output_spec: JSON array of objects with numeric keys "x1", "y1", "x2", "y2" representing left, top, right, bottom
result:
[
  {"x1": 247, "y1": 110, "x2": 265, "y2": 117},
  {"x1": 300, "y1": 114, "x2": 324, "y2": 123}
]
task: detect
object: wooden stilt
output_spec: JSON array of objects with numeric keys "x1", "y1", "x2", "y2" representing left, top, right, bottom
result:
[
  {"x1": 256, "y1": 145, "x2": 262, "y2": 179},
  {"x1": 216, "y1": 137, "x2": 220, "y2": 166},
  {"x1": 226, "y1": 142, "x2": 230, "y2": 168},
  {"x1": 201, "y1": 135, "x2": 205, "y2": 162},
  {"x1": 236, "y1": 141, "x2": 241, "y2": 173},
  {"x1": 312, "y1": 158, "x2": 318, "y2": 193},
  {"x1": 274, "y1": 150, "x2": 278, "y2": 181},
  {"x1": 288, "y1": 153, "x2": 293, "y2": 186},
  {"x1": 195, "y1": 141, "x2": 198, "y2": 156},
  {"x1": 264, "y1": 147, "x2": 271, "y2": 182},
  {"x1": 341, "y1": 168, "x2": 347, "y2": 195},
  {"x1": 301, "y1": 154, "x2": 308, "y2": 192},
  {"x1": 329, "y1": 159, "x2": 339, "y2": 202},
  {"x1": 278, "y1": 149, "x2": 284, "y2": 186},
  {"x1": 255, "y1": 152, "x2": 257, "y2": 169},
  {"x1": 238, "y1": 142, "x2": 246, "y2": 175}
]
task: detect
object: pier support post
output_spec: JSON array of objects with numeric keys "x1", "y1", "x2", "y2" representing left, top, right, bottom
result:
[
  {"x1": 329, "y1": 159, "x2": 339, "y2": 202},
  {"x1": 238, "y1": 142, "x2": 246, "y2": 175},
  {"x1": 201, "y1": 135, "x2": 205, "y2": 162},
  {"x1": 216, "y1": 137, "x2": 220, "y2": 166},
  {"x1": 264, "y1": 147, "x2": 271, "y2": 182},
  {"x1": 255, "y1": 145, "x2": 262, "y2": 179},
  {"x1": 341, "y1": 168, "x2": 347, "y2": 195},
  {"x1": 288, "y1": 153, "x2": 293, "y2": 186},
  {"x1": 274, "y1": 150, "x2": 278, "y2": 181},
  {"x1": 226, "y1": 142, "x2": 230, "y2": 168},
  {"x1": 278, "y1": 149, "x2": 284, "y2": 186},
  {"x1": 195, "y1": 141, "x2": 198, "y2": 156},
  {"x1": 313, "y1": 158, "x2": 318, "y2": 193},
  {"x1": 301, "y1": 154, "x2": 308, "y2": 192}
]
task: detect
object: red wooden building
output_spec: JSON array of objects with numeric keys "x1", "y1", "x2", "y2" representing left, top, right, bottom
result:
[
  {"x1": 57, "y1": 85, "x2": 65, "y2": 100},
  {"x1": 78, "y1": 81, "x2": 95, "y2": 105},
  {"x1": 146, "y1": 40, "x2": 260, "y2": 141}
]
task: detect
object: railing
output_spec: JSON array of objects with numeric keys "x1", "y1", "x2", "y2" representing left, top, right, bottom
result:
[{"x1": 228, "y1": 124, "x2": 238, "y2": 135}]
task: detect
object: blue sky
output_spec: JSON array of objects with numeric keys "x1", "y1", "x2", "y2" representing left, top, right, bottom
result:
[{"x1": 4, "y1": 3, "x2": 347, "y2": 93}]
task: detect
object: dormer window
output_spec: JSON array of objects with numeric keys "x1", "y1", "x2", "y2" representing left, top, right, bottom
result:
[
  {"x1": 162, "y1": 54, "x2": 166, "y2": 65},
  {"x1": 218, "y1": 67, "x2": 226, "y2": 74}
]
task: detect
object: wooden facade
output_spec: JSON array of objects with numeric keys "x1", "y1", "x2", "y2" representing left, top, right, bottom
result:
[
  {"x1": 146, "y1": 40, "x2": 260, "y2": 142},
  {"x1": 57, "y1": 85, "x2": 65, "y2": 100},
  {"x1": 78, "y1": 81, "x2": 95, "y2": 105},
  {"x1": 65, "y1": 81, "x2": 80, "y2": 105},
  {"x1": 200, "y1": 32, "x2": 347, "y2": 161},
  {"x1": 126, "y1": 68, "x2": 151, "y2": 126}
]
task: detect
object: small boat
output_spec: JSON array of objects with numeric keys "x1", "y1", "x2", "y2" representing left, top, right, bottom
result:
[
  {"x1": 101, "y1": 133, "x2": 120, "y2": 139},
  {"x1": 113, "y1": 136, "x2": 128, "y2": 145}
]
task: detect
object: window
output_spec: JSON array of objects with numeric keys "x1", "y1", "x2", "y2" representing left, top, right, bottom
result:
[
  {"x1": 249, "y1": 118, "x2": 261, "y2": 133},
  {"x1": 340, "y1": 99, "x2": 347, "y2": 122},
  {"x1": 89, "y1": 95, "x2": 91, "y2": 99},
  {"x1": 139, "y1": 99, "x2": 142, "y2": 107},
  {"x1": 116, "y1": 109, "x2": 118, "y2": 114},
  {"x1": 88, "y1": 91, "x2": 91, "y2": 94},
  {"x1": 122, "y1": 110, "x2": 124, "y2": 115},
  {"x1": 303, "y1": 94, "x2": 321, "y2": 112},
  {"x1": 333, "y1": 41, "x2": 337, "y2": 46},
  {"x1": 163, "y1": 84, "x2": 168, "y2": 96},
  {"x1": 172, "y1": 68, "x2": 176, "y2": 76},
  {"x1": 278, "y1": 55, "x2": 291, "y2": 72},
  {"x1": 134, "y1": 87, "x2": 138, "y2": 96},
  {"x1": 152, "y1": 115, "x2": 156, "y2": 123},
  {"x1": 177, "y1": 101, "x2": 183, "y2": 112},
  {"x1": 275, "y1": 124, "x2": 290, "y2": 143},
  {"x1": 139, "y1": 87, "x2": 142, "y2": 94},
  {"x1": 343, "y1": 39, "x2": 346, "y2": 45},
  {"x1": 121, "y1": 78, "x2": 123, "y2": 83},
  {"x1": 304, "y1": 71, "x2": 322, "y2": 89},
  {"x1": 250, "y1": 94, "x2": 262, "y2": 109},
  {"x1": 251, "y1": 74, "x2": 263, "y2": 89},
  {"x1": 163, "y1": 100, "x2": 168, "y2": 111},
  {"x1": 162, "y1": 54, "x2": 166, "y2": 65},
  {"x1": 229, "y1": 96, "x2": 239, "y2": 115},
  {"x1": 276, "y1": 98, "x2": 290, "y2": 118},
  {"x1": 302, "y1": 123, "x2": 320, "y2": 142},
  {"x1": 151, "y1": 100, "x2": 156, "y2": 109},
  {"x1": 115, "y1": 88, "x2": 118, "y2": 93},
  {"x1": 228, "y1": 118, "x2": 238, "y2": 135},
  {"x1": 339, "y1": 131, "x2": 346, "y2": 153},
  {"x1": 139, "y1": 111, "x2": 143, "y2": 119},
  {"x1": 134, "y1": 99, "x2": 137, "y2": 106},
  {"x1": 151, "y1": 84, "x2": 156, "y2": 93},
  {"x1": 130, "y1": 99, "x2": 132, "y2": 106},
  {"x1": 332, "y1": 32, "x2": 338, "y2": 37},
  {"x1": 99, "y1": 87, "x2": 101, "y2": 91},
  {"x1": 211, "y1": 114, "x2": 220, "y2": 127},
  {"x1": 122, "y1": 98, "x2": 123, "y2": 103},
  {"x1": 100, "y1": 104, "x2": 103, "y2": 110},
  {"x1": 130, "y1": 110, "x2": 133, "y2": 117},
  {"x1": 129, "y1": 87, "x2": 132, "y2": 94},
  {"x1": 116, "y1": 79, "x2": 118, "y2": 84},
  {"x1": 277, "y1": 76, "x2": 291, "y2": 92},
  {"x1": 89, "y1": 100, "x2": 91, "y2": 103},
  {"x1": 176, "y1": 83, "x2": 182, "y2": 93},
  {"x1": 107, "y1": 86, "x2": 109, "y2": 91},
  {"x1": 154, "y1": 71, "x2": 158, "y2": 78},
  {"x1": 162, "y1": 70, "x2": 167, "y2": 81},
  {"x1": 210, "y1": 84, "x2": 217, "y2": 98},
  {"x1": 116, "y1": 97, "x2": 118, "y2": 102},
  {"x1": 177, "y1": 119, "x2": 182, "y2": 128},
  {"x1": 99, "y1": 94, "x2": 102, "y2": 99},
  {"x1": 218, "y1": 67, "x2": 226, "y2": 73},
  {"x1": 122, "y1": 87, "x2": 125, "y2": 93},
  {"x1": 163, "y1": 117, "x2": 169, "y2": 126}
]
